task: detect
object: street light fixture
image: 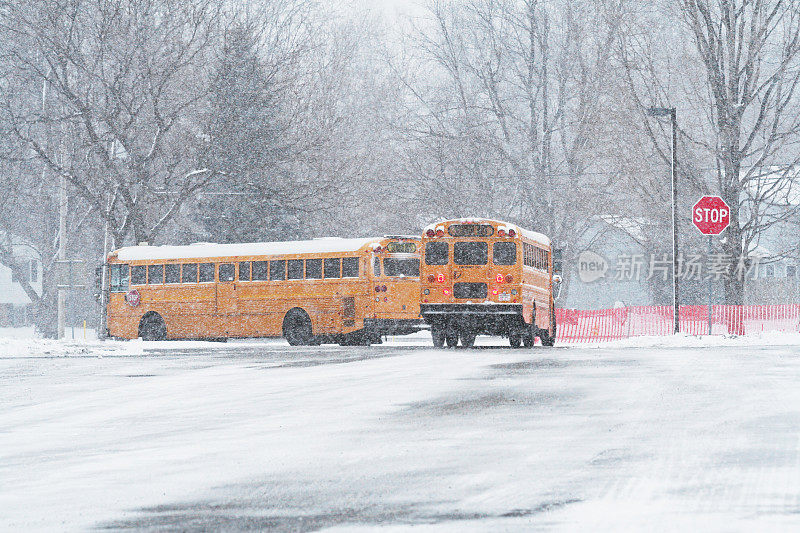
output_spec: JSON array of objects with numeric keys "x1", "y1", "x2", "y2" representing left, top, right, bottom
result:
[{"x1": 647, "y1": 106, "x2": 679, "y2": 334}]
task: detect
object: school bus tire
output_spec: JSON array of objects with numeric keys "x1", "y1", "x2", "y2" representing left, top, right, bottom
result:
[
  {"x1": 522, "y1": 326, "x2": 535, "y2": 348},
  {"x1": 539, "y1": 326, "x2": 556, "y2": 347},
  {"x1": 283, "y1": 308, "x2": 315, "y2": 346},
  {"x1": 431, "y1": 326, "x2": 445, "y2": 348},
  {"x1": 445, "y1": 327, "x2": 459, "y2": 348},
  {"x1": 138, "y1": 312, "x2": 167, "y2": 341},
  {"x1": 539, "y1": 306, "x2": 557, "y2": 347},
  {"x1": 509, "y1": 333, "x2": 522, "y2": 348},
  {"x1": 460, "y1": 331, "x2": 477, "y2": 348}
]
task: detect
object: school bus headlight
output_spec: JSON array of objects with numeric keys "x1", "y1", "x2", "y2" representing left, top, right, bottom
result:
[{"x1": 423, "y1": 289, "x2": 430, "y2": 295}]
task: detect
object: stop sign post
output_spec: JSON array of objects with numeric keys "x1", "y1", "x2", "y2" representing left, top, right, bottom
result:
[
  {"x1": 693, "y1": 196, "x2": 730, "y2": 235},
  {"x1": 693, "y1": 195, "x2": 730, "y2": 335}
]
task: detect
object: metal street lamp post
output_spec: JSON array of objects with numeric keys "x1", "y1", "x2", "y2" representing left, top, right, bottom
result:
[{"x1": 647, "y1": 106, "x2": 679, "y2": 334}]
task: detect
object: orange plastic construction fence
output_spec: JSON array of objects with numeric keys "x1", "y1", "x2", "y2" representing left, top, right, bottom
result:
[{"x1": 556, "y1": 304, "x2": 800, "y2": 343}]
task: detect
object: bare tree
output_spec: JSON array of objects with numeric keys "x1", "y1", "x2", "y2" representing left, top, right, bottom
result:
[
  {"x1": 392, "y1": 0, "x2": 626, "y2": 298},
  {"x1": 623, "y1": 0, "x2": 800, "y2": 304},
  {"x1": 0, "y1": 0, "x2": 222, "y2": 248}
]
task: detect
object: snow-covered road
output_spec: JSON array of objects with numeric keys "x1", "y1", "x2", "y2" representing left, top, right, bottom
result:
[{"x1": 2, "y1": 337, "x2": 800, "y2": 531}]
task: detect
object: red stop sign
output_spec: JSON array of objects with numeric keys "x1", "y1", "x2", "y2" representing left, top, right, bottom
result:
[{"x1": 692, "y1": 196, "x2": 730, "y2": 235}]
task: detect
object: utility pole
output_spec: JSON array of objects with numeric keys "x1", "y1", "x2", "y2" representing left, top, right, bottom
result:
[
  {"x1": 98, "y1": 194, "x2": 111, "y2": 340},
  {"x1": 57, "y1": 172, "x2": 67, "y2": 339},
  {"x1": 647, "y1": 106, "x2": 680, "y2": 333}
]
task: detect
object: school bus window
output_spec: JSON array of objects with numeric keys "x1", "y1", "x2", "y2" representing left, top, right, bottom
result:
[
  {"x1": 425, "y1": 242, "x2": 448, "y2": 265},
  {"x1": 109, "y1": 264, "x2": 129, "y2": 292},
  {"x1": 383, "y1": 258, "x2": 419, "y2": 277},
  {"x1": 493, "y1": 242, "x2": 516, "y2": 265},
  {"x1": 252, "y1": 261, "x2": 269, "y2": 281},
  {"x1": 454, "y1": 242, "x2": 487, "y2": 265},
  {"x1": 343, "y1": 257, "x2": 359, "y2": 278},
  {"x1": 219, "y1": 263, "x2": 235, "y2": 282},
  {"x1": 373, "y1": 256, "x2": 380, "y2": 276},
  {"x1": 165, "y1": 264, "x2": 180, "y2": 284},
  {"x1": 287, "y1": 259, "x2": 303, "y2": 280},
  {"x1": 270, "y1": 260, "x2": 286, "y2": 281},
  {"x1": 199, "y1": 263, "x2": 215, "y2": 283},
  {"x1": 182, "y1": 263, "x2": 198, "y2": 283},
  {"x1": 324, "y1": 258, "x2": 341, "y2": 279},
  {"x1": 238, "y1": 262, "x2": 251, "y2": 281},
  {"x1": 131, "y1": 265, "x2": 147, "y2": 285},
  {"x1": 147, "y1": 264, "x2": 164, "y2": 284},
  {"x1": 305, "y1": 258, "x2": 322, "y2": 279}
]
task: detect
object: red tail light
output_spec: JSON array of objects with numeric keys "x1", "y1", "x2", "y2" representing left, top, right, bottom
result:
[
  {"x1": 443, "y1": 288, "x2": 451, "y2": 296},
  {"x1": 426, "y1": 229, "x2": 435, "y2": 238},
  {"x1": 506, "y1": 275, "x2": 513, "y2": 283},
  {"x1": 495, "y1": 273, "x2": 504, "y2": 283},
  {"x1": 381, "y1": 285, "x2": 387, "y2": 292},
  {"x1": 436, "y1": 273, "x2": 445, "y2": 283},
  {"x1": 508, "y1": 229, "x2": 516, "y2": 237},
  {"x1": 375, "y1": 286, "x2": 381, "y2": 292},
  {"x1": 436, "y1": 229, "x2": 445, "y2": 237},
  {"x1": 498, "y1": 229, "x2": 506, "y2": 237},
  {"x1": 427, "y1": 274, "x2": 436, "y2": 283}
]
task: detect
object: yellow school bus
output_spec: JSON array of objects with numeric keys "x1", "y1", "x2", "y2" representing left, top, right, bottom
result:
[
  {"x1": 419, "y1": 218, "x2": 556, "y2": 348},
  {"x1": 104, "y1": 236, "x2": 422, "y2": 345}
]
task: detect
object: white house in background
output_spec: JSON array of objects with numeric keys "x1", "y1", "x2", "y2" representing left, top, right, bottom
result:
[
  {"x1": 745, "y1": 243, "x2": 800, "y2": 304},
  {"x1": 0, "y1": 233, "x2": 42, "y2": 327},
  {"x1": 565, "y1": 215, "x2": 653, "y2": 309}
]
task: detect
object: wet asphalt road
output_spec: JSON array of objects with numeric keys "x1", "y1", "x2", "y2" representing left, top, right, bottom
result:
[{"x1": 3, "y1": 340, "x2": 800, "y2": 531}]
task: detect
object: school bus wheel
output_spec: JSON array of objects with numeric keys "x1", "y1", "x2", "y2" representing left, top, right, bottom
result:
[
  {"x1": 444, "y1": 327, "x2": 459, "y2": 348},
  {"x1": 138, "y1": 312, "x2": 166, "y2": 341},
  {"x1": 538, "y1": 305, "x2": 557, "y2": 347},
  {"x1": 460, "y1": 330, "x2": 477, "y2": 348},
  {"x1": 431, "y1": 325, "x2": 445, "y2": 348},
  {"x1": 283, "y1": 308, "x2": 315, "y2": 346},
  {"x1": 522, "y1": 326, "x2": 535, "y2": 348}
]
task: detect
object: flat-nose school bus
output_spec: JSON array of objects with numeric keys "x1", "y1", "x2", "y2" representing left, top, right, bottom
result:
[
  {"x1": 104, "y1": 236, "x2": 422, "y2": 345},
  {"x1": 419, "y1": 218, "x2": 557, "y2": 348}
]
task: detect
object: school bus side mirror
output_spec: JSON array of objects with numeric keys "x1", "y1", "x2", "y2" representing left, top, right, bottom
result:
[
  {"x1": 552, "y1": 274, "x2": 563, "y2": 300},
  {"x1": 552, "y1": 248, "x2": 563, "y2": 274}
]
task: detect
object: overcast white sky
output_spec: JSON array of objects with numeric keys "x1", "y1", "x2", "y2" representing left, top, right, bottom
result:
[{"x1": 339, "y1": 0, "x2": 428, "y2": 19}]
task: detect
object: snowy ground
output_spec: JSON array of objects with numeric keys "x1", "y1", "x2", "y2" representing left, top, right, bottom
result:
[{"x1": 2, "y1": 335, "x2": 800, "y2": 531}]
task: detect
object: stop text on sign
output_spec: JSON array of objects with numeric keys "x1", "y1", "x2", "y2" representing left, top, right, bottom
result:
[
  {"x1": 692, "y1": 196, "x2": 730, "y2": 235},
  {"x1": 694, "y1": 207, "x2": 728, "y2": 223}
]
